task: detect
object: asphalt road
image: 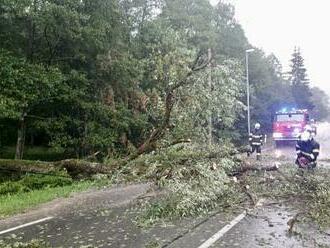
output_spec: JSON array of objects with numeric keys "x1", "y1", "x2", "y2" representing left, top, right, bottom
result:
[{"x1": 1, "y1": 124, "x2": 330, "y2": 247}]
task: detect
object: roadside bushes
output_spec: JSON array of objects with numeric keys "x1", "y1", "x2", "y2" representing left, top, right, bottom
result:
[
  {"x1": 0, "y1": 174, "x2": 72, "y2": 196},
  {"x1": 0, "y1": 240, "x2": 50, "y2": 248},
  {"x1": 0, "y1": 146, "x2": 71, "y2": 162}
]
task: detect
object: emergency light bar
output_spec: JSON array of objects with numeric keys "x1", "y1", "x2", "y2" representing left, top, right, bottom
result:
[{"x1": 276, "y1": 108, "x2": 308, "y2": 114}]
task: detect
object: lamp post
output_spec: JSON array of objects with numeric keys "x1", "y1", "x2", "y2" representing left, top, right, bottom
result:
[{"x1": 246, "y1": 48, "x2": 254, "y2": 135}]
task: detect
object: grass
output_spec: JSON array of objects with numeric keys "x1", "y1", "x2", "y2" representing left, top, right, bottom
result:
[
  {"x1": 0, "y1": 154, "x2": 114, "y2": 218},
  {"x1": 0, "y1": 179, "x2": 112, "y2": 218},
  {"x1": 0, "y1": 239, "x2": 50, "y2": 248}
]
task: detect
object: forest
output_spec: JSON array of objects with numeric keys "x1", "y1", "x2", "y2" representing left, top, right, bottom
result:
[{"x1": 1, "y1": 0, "x2": 328, "y2": 161}]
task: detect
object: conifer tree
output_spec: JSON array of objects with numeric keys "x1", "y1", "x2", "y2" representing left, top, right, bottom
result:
[{"x1": 289, "y1": 47, "x2": 314, "y2": 109}]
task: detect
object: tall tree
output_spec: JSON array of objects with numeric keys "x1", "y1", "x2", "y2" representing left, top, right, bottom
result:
[
  {"x1": 310, "y1": 87, "x2": 330, "y2": 121},
  {"x1": 0, "y1": 50, "x2": 65, "y2": 159},
  {"x1": 249, "y1": 52, "x2": 294, "y2": 131},
  {"x1": 289, "y1": 47, "x2": 313, "y2": 109}
]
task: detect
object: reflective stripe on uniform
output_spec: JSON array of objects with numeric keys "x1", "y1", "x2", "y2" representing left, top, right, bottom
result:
[
  {"x1": 296, "y1": 150, "x2": 301, "y2": 154},
  {"x1": 313, "y1": 149, "x2": 319, "y2": 153},
  {"x1": 252, "y1": 143, "x2": 261, "y2": 145},
  {"x1": 252, "y1": 135, "x2": 262, "y2": 138},
  {"x1": 301, "y1": 151, "x2": 312, "y2": 157}
]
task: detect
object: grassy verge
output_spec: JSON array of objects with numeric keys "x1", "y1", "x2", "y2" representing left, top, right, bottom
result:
[
  {"x1": 0, "y1": 179, "x2": 112, "y2": 218},
  {"x1": 0, "y1": 239, "x2": 50, "y2": 248}
]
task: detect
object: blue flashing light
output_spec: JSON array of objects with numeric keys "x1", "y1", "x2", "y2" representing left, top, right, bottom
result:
[{"x1": 277, "y1": 107, "x2": 299, "y2": 114}]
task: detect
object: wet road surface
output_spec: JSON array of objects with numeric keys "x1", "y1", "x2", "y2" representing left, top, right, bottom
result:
[{"x1": 1, "y1": 123, "x2": 330, "y2": 247}]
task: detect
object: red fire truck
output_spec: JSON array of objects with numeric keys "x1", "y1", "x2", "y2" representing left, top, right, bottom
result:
[{"x1": 272, "y1": 109, "x2": 310, "y2": 147}]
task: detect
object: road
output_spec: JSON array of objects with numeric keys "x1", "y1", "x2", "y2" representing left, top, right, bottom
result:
[{"x1": 1, "y1": 124, "x2": 330, "y2": 247}]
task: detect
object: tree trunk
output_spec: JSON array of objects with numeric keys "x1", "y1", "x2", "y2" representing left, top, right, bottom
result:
[
  {"x1": 30, "y1": 134, "x2": 35, "y2": 147},
  {"x1": 124, "y1": 52, "x2": 212, "y2": 162},
  {"x1": 15, "y1": 114, "x2": 26, "y2": 160},
  {"x1": 26, "y1": 0, "x2": 36, "y2": 62}
]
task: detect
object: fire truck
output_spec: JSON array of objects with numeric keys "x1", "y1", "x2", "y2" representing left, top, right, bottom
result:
[{"x1": 272, "y1": 108, "x2": 310, "y2": 147}]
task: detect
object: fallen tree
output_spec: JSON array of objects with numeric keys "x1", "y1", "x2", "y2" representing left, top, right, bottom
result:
[
  {"x1": 0, "y1": 156, "x2": 281, "y2": 180},
  {"x1": 54, "y1": 159, "x2": 112, "y2": 179},
  {"x1": 0, "y1": 159, "x2": 109, "y2": 179},
  {"x1": 128, "y1": 51, "x2": 212, "y2": 161},
  {"x1": 229, "y1": 162, "x2": 279, "y2": 177}
]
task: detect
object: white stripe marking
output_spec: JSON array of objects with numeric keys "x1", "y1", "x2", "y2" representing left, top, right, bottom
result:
[
  {"x1": 0, "y1": 217, "x2": 53, "y2": 235},
  {"x1": 197, "y1": 212, "x2": 246, "y2": 248},
  {"x1": 198, "y1": 199, "x2": 264, "y2": 248}
]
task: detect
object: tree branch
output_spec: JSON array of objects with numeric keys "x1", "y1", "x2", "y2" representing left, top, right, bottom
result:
[{"x1": 229, "y1": 164, "x2": 279, "y2": 177}]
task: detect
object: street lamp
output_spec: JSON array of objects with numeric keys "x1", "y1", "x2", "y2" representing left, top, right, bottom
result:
[{"x1": 246, "y1": 48, "x2": 255, "y2": 135}]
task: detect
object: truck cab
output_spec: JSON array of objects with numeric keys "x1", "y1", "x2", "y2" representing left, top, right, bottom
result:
[{"x1": 273, "y1": 109, "x2": 309, "y2": 147}]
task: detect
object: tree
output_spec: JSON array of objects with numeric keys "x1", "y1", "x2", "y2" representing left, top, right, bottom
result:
[
  {"x1": 172, "y1": 59, "x2": 244, "y2": 143},
  {"x1": 310, "y1": 87, "x2": 330, "y2": 121},
  {"x1": 160, "y1": 0, "x2": 216, "y2": 50},
  {"x1": 289, "y1": 47, "x2": 313, "y2": 110},
  {"x1": 213, "y1": 1, "x2": 249, "y2": 61},
  {"x1": 248, "y1": 51, "x2": 294, "y2": 132},
  {"x1": 0, "y1": 0, "x2": 136, "y2": 158},
  {"x1": 0, "y1": 0, "x2": 312, "y2": 160},
  {"x1": 0, "y1": 50, "x2": 64, "y2": 159}
]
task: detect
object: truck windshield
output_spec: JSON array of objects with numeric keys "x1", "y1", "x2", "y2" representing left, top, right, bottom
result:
[{"x1": 276, "y1": 114, "x2": 304, "y2": 122}]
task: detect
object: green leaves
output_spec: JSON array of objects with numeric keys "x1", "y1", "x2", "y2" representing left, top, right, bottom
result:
[
  {"x1": 133, "y1": 145, "x2": 241, "y2": 223},
  {"x1": 171, "y1": 59, "x2": 244, "y2": 143},
  {"x1": 0, "y1": 0, "x2": 308, "y2": 158},
  {"x1": 289, "y1": 47, "x2": 314, "y2": 110},
  {"x1": 0, "y1": 50, "x2": 64, "y2": 118}
]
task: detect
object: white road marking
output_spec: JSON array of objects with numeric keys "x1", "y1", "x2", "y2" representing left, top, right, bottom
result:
[
  {"x1": 0, "y1": 217, "x2": 53, "y2": 235},
  {"x1": 197, "y1": 212, "x2": 246, "y2": 248},
  {"x1": 198, "y1": 199, "x2": 264, "y2": 248}
]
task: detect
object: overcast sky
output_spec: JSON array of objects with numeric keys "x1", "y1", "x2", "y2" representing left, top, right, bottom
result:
[{"x1": 210, "y1": 0, "x2": 330, "y2": 96}]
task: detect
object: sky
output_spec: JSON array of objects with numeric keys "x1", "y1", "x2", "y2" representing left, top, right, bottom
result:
[{"x1": 210, "y1": 0, "x2": 330, "y2": 96}]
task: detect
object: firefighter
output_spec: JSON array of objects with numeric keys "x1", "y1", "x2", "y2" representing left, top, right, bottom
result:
[
  {"x1": 247, "y1": 123, "x2": 264, "y2": 160},
  {"x1": 295, "y1": 125, "x2": 320, "y2": 169},
  {"x1": 309, "y1": 119, "x2": 317, "y2": 137}
]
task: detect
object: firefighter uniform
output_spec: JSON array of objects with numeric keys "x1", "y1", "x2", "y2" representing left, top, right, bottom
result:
[
  {"x1": 311, "y1": 124, "x2": 317, "y2": 137},
  {"x1": 248, "y1": 128, "x2": 264, "y2": 160},
  {"x1": 310, "y1": 119, "x2": 317, "y2": 137},
  {"x1": 295, "y1": 138, "x2": 320, "y2": 168}
]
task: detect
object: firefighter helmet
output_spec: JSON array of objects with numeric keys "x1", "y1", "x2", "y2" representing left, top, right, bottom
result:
[
  {"x1": 301, "y1": 130, "x2": 311, "y2": 142},
  {"x1": 255, "y1": 123, "x2": 261, "y2": 130},
  {"x1": 304, "y1": 125, "x2": 313, "y2": 133}
]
